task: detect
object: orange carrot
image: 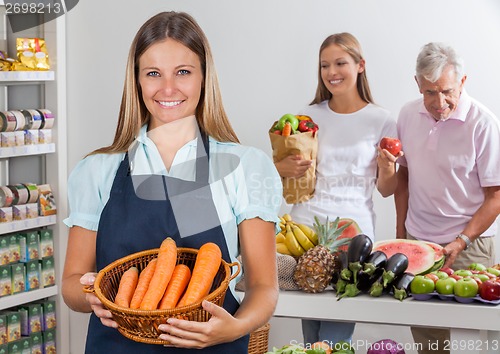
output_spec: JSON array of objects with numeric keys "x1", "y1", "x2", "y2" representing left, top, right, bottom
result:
[
  {"x1": 158, "y1": 264, "x2": 191, "y2": 309},
  {"x1": 282, "y1": 122, "x2": 292, "y2": 137},
  {"x1": 129, "y1": 258, "x2": 157, "y2": 309},
  {"x1": 114, "y1": 266, "x2": 139, "y2": 307},
  {"x1": 177, "y1": 242, "x2": 222, "y2": 307},
  {"x1": 139, "y1": 237, "x2": 178, "y2": 310}
]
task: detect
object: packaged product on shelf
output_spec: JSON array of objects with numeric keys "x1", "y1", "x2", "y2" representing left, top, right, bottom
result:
[
  {"x1": 0, "y1": 265, "x2": 11, "y2": 296},
  {"x1": 21, "y1": 109, "x2": 43, "y2": 130},
  {"x1": 38, "y1": 129, "x2": 52, "y2": 144},
  {"x1": 37, "y1": 185, "x2": 56, "y2": 216},
  {"x1": 30, "y1": 332, "x2": 42, "y2": 354},
  {"x1": 0, "y1": 132, "x2": 15, "y2": 147},
  {"x1": 12, "y1": 205, "x2": 27, "y2": 221},
  {"x1": 25, "y1": 203, "x2": 38, "y2": 219},
  {"x1": 0, "y1": 344, "x2": 6, "y2": 354},
  {"x1": 42, "y1": 328, "x2": 56, "y2": 354},
  {"x1": 18, "y1": 304, "x2": 42, "y2": 334},
  {"x1": 8, "y1": 185, "x2": 29, "y2": 206},
  {"x1": 0, "y1": 187, "x2": 13, "y2": 208},
  {"x1": 16, "y1": 38, "x2": 50, "y2": 71},
  {"x1": 7, "y1": 234, "x2": 20, "y2": 263},
  {"x1": 23, "y1": 184, "x2": 39, "y2": 204},
  {"x1": 0, "y1": 314, "x2": 6, "y2": 344},
  {"x1": 19, "y1": 303, "x2": 43, "y2": 335},
  {"x1": 24, "y1": 130, "x2": 39, "y2": 145},
  {"x1": 16, "y1": 234, "x2": 27, "y2": 263},
  {"x1": 25, "y1": 231, "x2": 40, "y2": 261},
  {"x1": 41, "y1": 256, "x2": 55, "y2": 288},
  {"x1": 10, "y1": 263, "x2": 25, "y2": 294},
  {"x1": 3, "y1": 311, "x2": 21, "y2": 342},
  {"x1": 8, "y1": 337, "x2": 30, "y2": 353},
  {"x1": 25, "y1": 260, "x2": 41, "y2": 291},
  {"x1": 18, "y1": 307, "x2": 29, "y2": 336},
  {"x1": 0, "y1": 238, "x2": 8, "y2": 265},
  {"x1": 11, "y1": 111, "x2": 27, "y2": 131},
  {"x1": 13, "y1": 131, "x2": 25, "y2": 146},
  {"x1": 39, "y1": 230, "x2": 53, "y2": 258},
  {"x1": 36, "y1": 109, "x2": 54, "y2": 129},
  {"x1": 0, "y1": 111, "x2": 16, "y2": 132},
  {"x1": 39, "y1": 300, "x2": 56, "y2": 330},
  {"x1": 0, "y1": 208, "x2": 12, "y2": 224}
]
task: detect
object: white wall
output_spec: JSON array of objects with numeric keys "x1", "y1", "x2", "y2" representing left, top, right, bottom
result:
[{"x1": 65, "y1": 0, "x2": 500, "y2": 352}]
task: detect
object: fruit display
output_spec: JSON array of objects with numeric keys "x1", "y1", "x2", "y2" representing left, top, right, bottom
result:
[
  {"x1": 276, "y1": 214, "x2": 319, "y2": 257},
  {"x1": 410, "y1": 262, "x2": 500, "y2": 304},
  {"x1": 271, "y1": 113, "x2": 319, "y2": 137},
  {"x1": 379, "y1": 137, "x2": 402, "y2": 156},
  {"x1": 293, "y1": 216, "x2": 355, "y2": 293},
  {"x1": 372, "y1": 239, "x2": 444, "y2": 275}
]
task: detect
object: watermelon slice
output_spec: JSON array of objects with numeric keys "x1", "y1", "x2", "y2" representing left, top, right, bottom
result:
[
  {"x1": 335, "y1": 218, "x2": 362, "y2": 252},
  {"x1": 373, "y1": 239, "x2": 436, "y2": 275},
  {"x1": 425, "y1": 241, "x2": 446, "y2": 273}
]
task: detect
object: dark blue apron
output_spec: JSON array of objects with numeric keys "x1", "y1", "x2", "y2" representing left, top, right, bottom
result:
[{"x1": 85, "y1": 133, "x2": 249, "y2": 353}]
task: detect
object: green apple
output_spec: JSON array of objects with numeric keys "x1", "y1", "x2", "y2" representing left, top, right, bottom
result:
[
  {"x1": 474, "y1": 273, "x2": 491, "y2": 282},
  {"x1": 434, "y1": 271, "x2": 449, "y2": 279},
  {"x1": 468, "y1": 263, "x2": 487, "y2": 271},
  {"x1": 410, "y1": 275, "x2": 435, "y2": 294},
  {"x1": 486, "y1": 267, "x2": 500, "y2": 277},
  {"x1": 454, "y1": 269, "x2": 473, "y2": 277},
  {"x1": 454, "y1": 277, "x2": 479, "y2": 298},
  {"x1": 435, "y1": 277, "x2": 457, "y2": 295}
]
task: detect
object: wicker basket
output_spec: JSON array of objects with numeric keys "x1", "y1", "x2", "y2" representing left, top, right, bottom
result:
[
  {"x1": 84, "y1": 247, "x2": 240, "y2": 345},
  {"x1": 248, "y1": 323, "x2": 271, "y2": 354}
]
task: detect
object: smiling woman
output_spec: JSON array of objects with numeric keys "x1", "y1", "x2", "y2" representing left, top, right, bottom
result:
[
  {"x1": 61, "y1": 10, "x2": 282, "y2": 354},
  {"x1": 138, "y1": 38, "x2": 203, "y2": 130}
]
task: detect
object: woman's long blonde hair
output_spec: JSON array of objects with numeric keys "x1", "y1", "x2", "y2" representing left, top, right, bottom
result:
[
  {"x1": 310, "y1": 32, "x2": 374, "y2": 105},
  {"x1": 92, "y1": 11, "x2": 239, "y2": 155}
]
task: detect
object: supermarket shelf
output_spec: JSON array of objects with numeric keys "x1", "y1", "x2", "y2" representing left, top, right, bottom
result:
[
  {"x1": 0, "y1": 71, "x2": 55, "y2": 83},
  {"x1": 0, "y1": 215, "x2": 56, "y2": 234},
  {"x1": 0, "y1": 143, "x2": 55, "y2": 158},
  {"x1": 0, "y1": 286, "x2": 58, "y2": 310}
]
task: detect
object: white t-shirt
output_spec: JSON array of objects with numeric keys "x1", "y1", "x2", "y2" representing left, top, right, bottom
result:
[{"x1": 290, "y1": 101, "x2": 397, "y2": 239}]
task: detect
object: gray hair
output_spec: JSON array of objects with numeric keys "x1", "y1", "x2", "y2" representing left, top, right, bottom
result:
[{"x1": 416, "y1": 42, "x2": 464, "y2": 83}]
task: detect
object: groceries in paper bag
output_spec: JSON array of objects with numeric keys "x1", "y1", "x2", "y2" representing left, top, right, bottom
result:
[{"x1": 269, "y1": 114, "x2": 318, "y2": 204}]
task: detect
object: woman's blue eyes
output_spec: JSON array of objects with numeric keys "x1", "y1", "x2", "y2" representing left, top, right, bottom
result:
[{"x1": 146, "y1": 69, "x2": 190, "y2": 77}]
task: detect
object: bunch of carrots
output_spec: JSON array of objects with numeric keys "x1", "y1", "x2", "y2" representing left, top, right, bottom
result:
[{"x1": 114, "y1": 237, "x2": 222, "y2": 310}]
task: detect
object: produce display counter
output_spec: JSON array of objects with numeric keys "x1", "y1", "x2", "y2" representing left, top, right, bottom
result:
[{"x1": 237, "y1": 290, "x2": 500, "y2": 354}]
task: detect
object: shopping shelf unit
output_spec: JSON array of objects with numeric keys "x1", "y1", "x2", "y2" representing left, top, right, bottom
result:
[{"x1": 0, "y1": 7, "x2": 68, "y2": 353}]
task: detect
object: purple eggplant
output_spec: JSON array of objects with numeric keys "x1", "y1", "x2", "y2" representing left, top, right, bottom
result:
[
  {"x1": 362, "y1": 250, "x2": 387, "y2": 276},
  {"x1": 393, "y1": 272, "x2": 415, "y2": 301},
  {"x1": 358, "y1": 266, "x2": 384, "y2": 292},
  {"x1": 347, "y1": 234, "x2": 373, "y2": 283},
  {"x1": 382, "y1": 253, "x2": 409, "y2": 288}
]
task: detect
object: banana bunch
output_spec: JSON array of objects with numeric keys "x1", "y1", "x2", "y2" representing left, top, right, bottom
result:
[{"x1": 276, "y1": 214, "x2": 318, "y2": 257}]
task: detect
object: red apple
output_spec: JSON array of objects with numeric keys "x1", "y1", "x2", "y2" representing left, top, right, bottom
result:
[{"x1": 379, "y1": 137, "x2": 402, "y2": 156}]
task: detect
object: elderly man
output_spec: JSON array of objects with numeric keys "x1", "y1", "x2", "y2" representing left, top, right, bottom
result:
[{"x1": 395, "y1": 42, "x2": 500, "y2": 354}]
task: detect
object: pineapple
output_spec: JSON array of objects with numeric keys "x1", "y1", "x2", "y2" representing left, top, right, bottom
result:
[{"x1": 293, "y1": 216, "x2": 352, "y2": 293}]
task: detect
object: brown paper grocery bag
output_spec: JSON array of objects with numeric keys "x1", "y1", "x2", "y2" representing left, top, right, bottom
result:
[{"x1": 269, "y1": 122, "x2": 318, "y2": 204}]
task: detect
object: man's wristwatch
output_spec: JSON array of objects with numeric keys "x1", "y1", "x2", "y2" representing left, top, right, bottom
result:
[{"x1": 456, "y1": 233, "x2": 472, "y2": 250}]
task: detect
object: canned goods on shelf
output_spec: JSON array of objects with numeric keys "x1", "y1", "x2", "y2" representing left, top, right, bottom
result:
[
  {"x1": 23, "y1": 183, "x2": 39, "y2": 203},
  {"x1": 22, "y1": 109, "x2": 43, "y2": 130},
  {"x1": 0, "y1": 111, "x2": 17, "y2": 132},
  {"x1": 7, "y1": 184, "x2": 29, "y2": 205},
  {"x1": 0, "y1": 186, "x2": 14, "y2": 207},
  {"x1": 11, "y1": 110, "x2": 27, "y2": 131},
  {"x1": 36, "y1": 109, "x2": 55, "y2": 129}
]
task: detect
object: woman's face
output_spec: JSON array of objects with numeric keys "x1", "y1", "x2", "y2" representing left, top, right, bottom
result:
[
  {"x1": 138, "y1": 38, "x2": 203, "y2": 129},
  {"x1": 320, "y1": 43, "x2": 364, "y2": 98}
]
